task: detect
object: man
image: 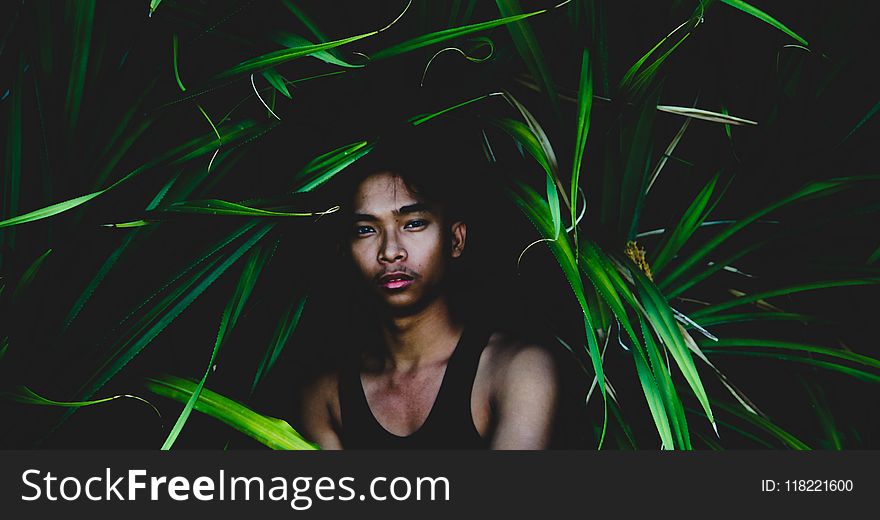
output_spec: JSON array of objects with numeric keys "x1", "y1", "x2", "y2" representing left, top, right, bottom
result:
[{"x1": 299, "y1": 131, "x2": 559, "y2": 449}]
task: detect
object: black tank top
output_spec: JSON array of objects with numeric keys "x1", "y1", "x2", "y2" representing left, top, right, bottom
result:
[{"x1": 338, "y1": 322, "x2": 492, "y2": 449}]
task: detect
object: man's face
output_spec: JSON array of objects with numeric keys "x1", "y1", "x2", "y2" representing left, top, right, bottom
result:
[{"x1": 347, "y1": 171, "x2": 465, "y2": 314}]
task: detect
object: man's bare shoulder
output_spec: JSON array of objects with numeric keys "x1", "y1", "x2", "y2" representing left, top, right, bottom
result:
[
  {"x1": 482, "y1": 330, "x2": 558, "y2": 389},
  {"x1": 301, "y1": 370, "x2": 342, "y2": 427},
  {"x1": 480, "y1": 329, "x2": 559, "y2": 449}
]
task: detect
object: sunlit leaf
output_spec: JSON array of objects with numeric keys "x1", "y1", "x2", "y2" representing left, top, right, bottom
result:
[
  {"x1": 2, "y1": 386, "x2": 158, "y2": 417},
  {"x1": 372, "y1": 10, "x2": 545, "y2": 60},
  {"x1": 292, "y1": 141, "x2": 375, "y2": 193},
  {"x1": 571, "y1": 48, "x2": 592, "y2": 237},
  {"x1": 720, "y1": 0, "x2": 808, "y2": 46},
  {"x1": 273, "y1": 33, "x2": 363, "y2": 69},
  {"x1": 146, "y1": 375, "x2": 317, "y2": 450},
  {"x1": 656, "y1": 105, "x2": 757, "y2": 125},
  {"x1": 159, "y1": 199, "x2": 339, "y2": 218},
  {"x1": 218, "y1": 32, "x2": 376, "y2": 79}
]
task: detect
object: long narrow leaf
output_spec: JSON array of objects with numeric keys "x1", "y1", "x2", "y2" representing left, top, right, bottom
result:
[
  {"x1": 252, "y1": 294, "x2": 308, "y2": 393},
  {"x1": 146, "y1": 375, "x2": 316, "y2": 450},
  {"x1": 659, "y1": 179, "x2": 853, "y2": 290},
  {"x1": 159, "y1": 199, "x2": 339, "y2": 218},
  {"x1": 495, "y1": 0, "x2": 558, "y2": 110},
  {"x1": 571, "y1": 49, "x2": 592, "y2": 238},
  {"x1": 72, "y1": 223, "x2": 274, "y2": 409},
  {"x1": 690, "y1": 279, "x2": 880, "y2": 318},
  {"x1": 162, "y1": 244, "x2": 275, "y2": 450},
  {"x1": 719, "y1": 0, "x2": 808, "y2": 46},
  {"x1": 64, "y1": 0, "x2": 95, "y2": 132},
  {"x1": 372, "y1": 10, "x2": 546, "y2": 60},
  {"x1": 217, "y1": 32, "x2": 376, "y2": 78}
]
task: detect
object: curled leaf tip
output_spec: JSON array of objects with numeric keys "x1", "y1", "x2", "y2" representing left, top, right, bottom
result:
[{"x1": 251, "y1": 74, "x2": 281, "y2": 120}]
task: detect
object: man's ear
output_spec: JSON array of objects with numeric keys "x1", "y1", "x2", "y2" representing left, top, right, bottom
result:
[{"x1": 450, "y1": 221, "x2": 467, "y2": 258}]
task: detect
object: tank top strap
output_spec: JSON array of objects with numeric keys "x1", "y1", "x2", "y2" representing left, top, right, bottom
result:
[
  {"x1": 337, "y1": 355, "x2": 376, "y2": 445},
  {"x1": 426, "y1": 320, "x2": 493, "y2": 426}
]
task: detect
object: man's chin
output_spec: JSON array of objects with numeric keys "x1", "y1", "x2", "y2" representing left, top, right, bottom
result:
[{"x1": 371, "y1": 293, "x2": 432, "y2": 317}]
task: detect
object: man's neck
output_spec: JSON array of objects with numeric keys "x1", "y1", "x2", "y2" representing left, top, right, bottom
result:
[{"x1": 376, "y1": 297, "x2": 464, "y2": 372}]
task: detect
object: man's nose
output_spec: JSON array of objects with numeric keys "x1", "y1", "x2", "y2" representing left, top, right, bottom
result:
[{"x1": 379, "y1": 230, "x2": 406, "y2": 263}]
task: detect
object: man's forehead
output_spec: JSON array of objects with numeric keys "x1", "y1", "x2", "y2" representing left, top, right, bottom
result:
[{"x1": 351, "y1": 172, "x2": 438, "y2": 216}]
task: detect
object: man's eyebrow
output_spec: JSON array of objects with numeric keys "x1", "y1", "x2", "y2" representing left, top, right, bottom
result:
[{"x1": 352, "y1": 202, "x2": 433, "y2": 221}]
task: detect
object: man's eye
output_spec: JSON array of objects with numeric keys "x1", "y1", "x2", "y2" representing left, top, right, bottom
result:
[
  {"x1": 405, "y1": 219, "x2": 427, "y2": 229},
  {"x1": 355, "y1": 225, "x2": 374, "y2": 235}
]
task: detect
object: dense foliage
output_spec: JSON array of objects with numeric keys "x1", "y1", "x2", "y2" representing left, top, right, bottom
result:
[{"x1": 1, "y1": 0, "x2": 878, "y2": 449}]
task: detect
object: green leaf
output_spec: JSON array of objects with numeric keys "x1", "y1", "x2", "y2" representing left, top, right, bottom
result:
[
  {"x1": 868, "y1": 243, "x2": 880, "y2": 264},
  {"x1": 492, "y1": 117, "x2": 564, "y2": 238},
  {"x1": 699, "y1": 338, "x2": 880, "y2": 370},
  {"x1": 664, "y1": 240, "x2": 764, "y2": 298},
  {"x1": 217, "y1": 31, "x2": 377, "y2": 78},
  {"x1": 801, "y1": 379, "x2": 842, "y2": 450},
  {"x1": 640, "y1": 316, "x2": 689, "y2": 449},
  {"x1": 172, "y1": 33, "x2": 186, "y2": 91},
  {"x1": 372, "y1": 9, "x2": 546, "y2": 60},
  {"x1": 571, "y1": 48, "x2": 592, "y2": 237},
  {"x1": 146, "y1": 375, "x2": 317, "y2": 450},
  {"x1": 719, "y1": 0, "x2": 808, "y2": 46},
  {"x1": 72, "y1": 223, "x2": 274, "y2": 411},
  {"x1": 655, "y1": 105, "x2": 757, "y2": 125},
  {"x1": 159, "y1": 199, "x2": 340, "y2": 218},
  {"x1": 618, "y1": 86, "x2": 660, "y2": 239},
  {"x1": 645, "y1": 108, "x2": 692, "y2": 194},
  {"x1": 629, "y1": 261, "x2": 716, "y2": 432},
  {"x1": 252, "y1": 294, "x2": 308, "y2": 394},
  {"x1": 0, "y1": 190, "x2": 105, "y2": 229},
  {"x1": 495, "y1": 0, "x2": 558, "y2": 111},
  {"x1": 11, "y1": 248, "x2": 52, "y2": 301},
  {"x1": 691, "y1": 397, "x2": 810, "y2": 449},
  {"x1": 0, "y1": 120, "x2": 276, "y2": 229},
  {"x1": 63, "y1": 173, "x2": 182, "y2": 332},
  {"x1": 842, "y1": 98, "x2": 880, "y2": 145},
  {"x1": 88, "y1": 221, "x2": 258, "y2": 344},
  {"x1": 618, "y1": 12, "x2": 698, "y2": 101},
  {"x1": 690, "y1": 278, "x2": 880, "y2": 318},
  {"x1": 630, "y1": 322, "x2": 675, "y2": 449},
  {"x1": 280, "y1": 0, "x2": 329, "y2": 42},
  {"x1": 162, "y1": 243, "x2": 275, "y2": 450},
  {"x1": 546, "y1": 165, "x2": 561, "y2": 238},
  {"x1": 2, "y1": 386, "x2": 157, "y2": 415},
  {"x1": 659, "y1": 179, "x2": 853, "y2": 290},
  {"x1": 702, "y1": 350, "x2": 880, "y2": 384},
  {"x1": 692, "y1": 312, "x2": 816, "y2": 327},
  {"x1": 506, "y1": 180, "x2": 607, "y2": 447},
  {"x1": 64, "y1": 0, "x2": 95, "y2": 132},
  {"x1": 272, "y1": 33, "x2": 363, "y2": 69},
  {"x1": 260, "y1": 68, "x2": 291, "y2": 98},
  {"x1": 408, "y1": 92, "x2": 499, "y2": 126},
  {"x1": 2, "y1": 55, "x2": 23, "y2": 247},
  {"x1": 292, "y1": 140, "x2": 375, "y2": 193},
  {"x1": 651, "y1": 173, "x2": 725, "y2": 274}
]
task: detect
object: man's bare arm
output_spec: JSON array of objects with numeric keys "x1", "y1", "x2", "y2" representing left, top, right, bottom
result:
[
  {"x1": 300, "y1": 373, "x2": 344, "y2": 450},
  {"x1": 489, "y1": 345, "x2": 559, "y2": 450}
]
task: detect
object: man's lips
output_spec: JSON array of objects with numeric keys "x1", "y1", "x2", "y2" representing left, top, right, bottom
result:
[{"x1": 378, "y1": 271, "x2": 414, "y2": 289}]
